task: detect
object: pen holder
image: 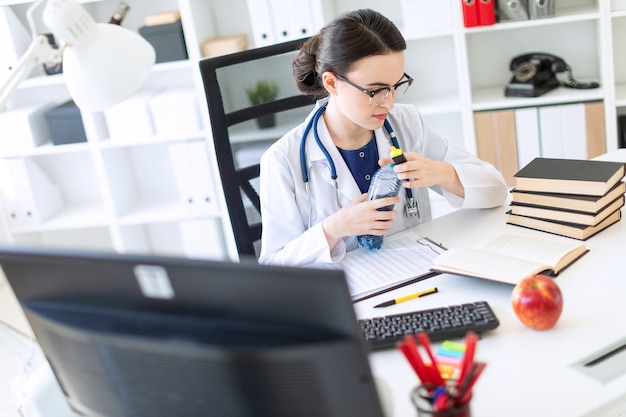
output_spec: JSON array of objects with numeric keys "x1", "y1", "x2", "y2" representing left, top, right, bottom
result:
[{"x1": 411, "y1": 383, "x2": 471, "y2": 417}]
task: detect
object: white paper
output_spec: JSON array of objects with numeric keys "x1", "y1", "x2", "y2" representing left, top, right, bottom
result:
[{"x1": 338, "y1": 231, "x2": 445, "y2": 300}]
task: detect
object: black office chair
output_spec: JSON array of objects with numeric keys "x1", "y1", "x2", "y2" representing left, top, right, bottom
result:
[{"x1": 199, "y1": 38, "x2": 316, "y2": 259}]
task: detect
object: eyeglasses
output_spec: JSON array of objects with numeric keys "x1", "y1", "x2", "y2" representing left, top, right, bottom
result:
[{"x1": 334, "y1": 72, "x2": 414, "y2": 106}]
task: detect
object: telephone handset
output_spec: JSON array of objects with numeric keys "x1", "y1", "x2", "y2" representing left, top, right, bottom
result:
[{"x1": 505, "y1": 52, "x2": 599, "y2": 97}]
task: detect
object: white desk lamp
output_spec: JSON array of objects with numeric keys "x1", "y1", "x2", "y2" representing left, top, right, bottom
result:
[{"x1": 0, "y1": 0, "x2": 156, "y2": 112}]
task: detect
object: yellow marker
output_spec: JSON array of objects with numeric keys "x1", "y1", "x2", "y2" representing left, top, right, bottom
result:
[
  {"x1": 389, "y1": 146, "x2": 407, "y2": 164},
  {"x1": 373, "y1": 287, "x2": 439, "y2": 308},
  {"x1": 389, "y1": 146, "x2": 403, "y2": 158}
]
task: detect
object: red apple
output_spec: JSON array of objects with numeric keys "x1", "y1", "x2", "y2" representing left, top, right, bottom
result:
[{"x1": 511, "y1": 274, "x2": 563, "y2": 330}]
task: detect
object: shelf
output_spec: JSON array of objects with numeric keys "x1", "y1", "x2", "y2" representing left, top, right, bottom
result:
[
  {"x1": 0, "y1": 0, "x2": 103, "y2": 6},
  {"x1": 16, "y1": 55, "x2": 190, "y2": 94},
  {"x1": 7, "y1": 204, "x2": 109, "y2": 234},
  {"x1": 228, "y1": 110, "x2": 310, "y2": 144},
  {"x1": 406, "y1": 94, "x2": 462, "y2": 116},
  {"x1": 0, "y1": 141, "x2": 91, "y2": 158},
  {"x1": 403, "y1": 29, "x2": 454, "y2": 42},
  {"x1": 20, "y1": 73, "x2": 65, "y2": 89},
  {"x1": 464, "y1": 4, "x2": 600, "y2": 34},
  {"x1": 99, "y1": 132, "x2": 206, "y2": 148},
  {"x1": 225, "y1": 96, "x2": 462, "y2": 143},
  {"x1": 472, "y1": 86, "x2": 605, "y2": 112},
  {"x1": 116, "y1": 200, "x2": 218, "y2": 226},
  {"x1": 151, "y1": 60, "x2": 192, "y2": 73}
]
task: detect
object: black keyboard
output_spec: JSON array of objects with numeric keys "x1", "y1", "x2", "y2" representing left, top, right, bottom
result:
[{"x1": 358, "y1": 301, "x2": 499, "y2": 351}]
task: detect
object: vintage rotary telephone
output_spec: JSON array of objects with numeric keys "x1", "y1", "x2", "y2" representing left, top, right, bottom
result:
[{"x1": 505, "y1": 53, "x2": 599, "y2": 97}]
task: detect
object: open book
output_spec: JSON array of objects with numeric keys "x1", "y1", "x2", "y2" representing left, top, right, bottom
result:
[{"x1": 431, "y1": 232, "x2": 588, "y2": 285}]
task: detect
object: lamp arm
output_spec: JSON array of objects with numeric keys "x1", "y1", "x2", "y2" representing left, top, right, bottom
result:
[
  {"x1": 0, "y1": 34, "x2": 62, "y2": 112},
  {"x1": 27, "y1": 0, "x2": 48, "y2": 39}
]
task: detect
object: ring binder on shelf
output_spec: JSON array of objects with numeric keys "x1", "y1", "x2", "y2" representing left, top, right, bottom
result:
[
  {"x1": 529, "y1": 0, "x2": 555, "y2": 19},
  {"x1": 498, "y1": 0, "x2": 529, "y2": 22},
  {"x1": 462, "y1": 0, "x2": 479, "y2": 27},
  {"x1": 477, "y1": 0, "x2": 496, "y2": 26}
]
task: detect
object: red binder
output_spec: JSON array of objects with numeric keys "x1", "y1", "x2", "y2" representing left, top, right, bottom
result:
[
  {"x1": 477, "y1": 0, "x2": 496, "y2": 26},
  {"x1": 462, "y1": 0, "x2": 479, "y2": 27}
]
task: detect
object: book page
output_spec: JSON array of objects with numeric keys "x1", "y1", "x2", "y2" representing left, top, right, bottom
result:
[
  {"x1": 432, "y1": 246, "x2": 547, "y2": 285},
  {"x1": 338, "y1": 231, "x2": 445, "y2": 300},
  {"x1": 474, "y1": 232, "x2": 585, "y2": 272},
  {"x1": 431, "y1": 232, "x2": 587, "y2": 284}
]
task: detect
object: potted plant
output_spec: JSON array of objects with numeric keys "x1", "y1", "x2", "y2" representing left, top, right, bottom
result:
[{"x1": 245, "y1": 79, "x2": 280, "y2": 128}]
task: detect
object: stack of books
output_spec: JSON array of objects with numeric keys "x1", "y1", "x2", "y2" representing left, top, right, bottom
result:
[{"x1": 507, "y1": 157, "x2": 626, "y2": 240}]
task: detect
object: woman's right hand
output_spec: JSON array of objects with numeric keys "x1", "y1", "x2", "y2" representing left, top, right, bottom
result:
[{"x1": 322, "y1": 194, "x2": 400, "y2": 250}]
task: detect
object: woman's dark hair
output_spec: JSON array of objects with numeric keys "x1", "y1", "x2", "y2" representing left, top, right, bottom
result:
[{"x1": 292, "y1": 9, "x2": 406, "y2": 97}]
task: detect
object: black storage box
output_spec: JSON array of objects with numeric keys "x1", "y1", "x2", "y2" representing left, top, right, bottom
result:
[
  {"x1": 139, "y1": 20, "x2": 188, "y2": 63},
  {"x1": 44, "y1": 100, "x2": 87, "y2": 145}
]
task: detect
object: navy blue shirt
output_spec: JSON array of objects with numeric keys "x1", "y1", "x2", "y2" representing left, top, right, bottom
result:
[{"x1": 337, "y1": 135, "x2": 380, "y2": 194}]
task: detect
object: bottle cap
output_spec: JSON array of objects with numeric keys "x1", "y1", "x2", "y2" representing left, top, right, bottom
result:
[{"x1": 390, "y1": 146, "x2": 407, "y2": 164}]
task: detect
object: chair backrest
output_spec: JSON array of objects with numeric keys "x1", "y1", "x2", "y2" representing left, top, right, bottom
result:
[{"x1": 199, "y1": 38, "x2": 316, "y2": 259}]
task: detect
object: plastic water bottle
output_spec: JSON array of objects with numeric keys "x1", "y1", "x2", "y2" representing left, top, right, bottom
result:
[{"x1": 357, "y1": 146, "x2": 407, "y2": 250}]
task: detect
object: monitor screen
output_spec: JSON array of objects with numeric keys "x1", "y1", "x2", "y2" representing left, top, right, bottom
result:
[{"x1": 0, "y1": 246, "x2": 385, "y2": 417}]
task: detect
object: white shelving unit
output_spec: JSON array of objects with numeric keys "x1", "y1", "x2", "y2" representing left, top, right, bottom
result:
[
  {"x1": 0, "y1": 0, "x2": 232, "y2": 259},
  {"x1": 0, "y1": 0, "x2": 622, "y2": 262}
]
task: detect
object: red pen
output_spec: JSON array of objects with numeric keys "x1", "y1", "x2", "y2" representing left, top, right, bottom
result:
[
  {"x1": 398, "y1": 335, "x2": 432, "y2": 384},
  {"x1": 417, "y1": 332, "x2": 445, "y2": 386},
  {"x1": 397, "y1": 341, "x2": 423, "y2": 379},
  {"x1": 458, "y1": 361, "x2": 486, "y2": 405},
  {"x1": 457, "y1": 332, "x2": 478, "y2": 386},
  {"x1": 411, "y1": 335, "x2": 444, "y2": 386}
]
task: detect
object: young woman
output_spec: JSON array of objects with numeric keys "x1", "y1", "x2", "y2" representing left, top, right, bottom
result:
[{"x1": 259, "y1": 9, "x2": 507, "y2": 266}]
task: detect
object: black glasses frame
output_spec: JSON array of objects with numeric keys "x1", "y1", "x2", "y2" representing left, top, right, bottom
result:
[{"x1": 334, "y1": 72, "x2": 414, "y2": 106}]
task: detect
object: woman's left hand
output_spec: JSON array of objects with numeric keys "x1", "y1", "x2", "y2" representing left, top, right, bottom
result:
[{"x1": 379, "y1": 151, "x2": 465, "y2": 197}]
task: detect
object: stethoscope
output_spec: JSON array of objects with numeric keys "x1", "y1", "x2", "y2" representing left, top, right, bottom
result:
[{"x1": 299, "y1": 103, "x2": 420, "y2": 227}]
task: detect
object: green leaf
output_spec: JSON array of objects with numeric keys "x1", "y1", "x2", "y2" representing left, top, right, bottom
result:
[{"x1": 244, "y1": 79, "x2": 280, "y2": 105}]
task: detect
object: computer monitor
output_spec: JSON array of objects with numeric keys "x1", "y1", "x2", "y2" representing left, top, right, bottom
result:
[{"x1": 0, "y1": 246, "x2": 385, "y2": 417}]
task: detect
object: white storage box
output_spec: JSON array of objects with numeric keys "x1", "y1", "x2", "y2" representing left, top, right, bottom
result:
[
  {"x1": 148, "y1": 87, "x2": 202, "y2": 136},
  {"x1": 0, "y1": 103, "x2": 54, "y2": 155},
  {"x1": 168, "y1": 141, "x2": 218, "y2": 216},
  {"x1": 613, "y1": 0, "x2": 626, "y2": 10},
  {"x1": 0, "y1": 158, "x2": 63, "y2": 228},
  {"x1": 0, "y1": 7, "x2": 32, "y2": 81},
  {"x1": 104, "y1": 89, "x2": 159, "y2": 140}
]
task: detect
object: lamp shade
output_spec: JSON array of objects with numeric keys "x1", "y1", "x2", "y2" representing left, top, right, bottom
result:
[
  {"x1": 43, "y1": 0, "x2": 155, "y2": 112},
  {"x1": 61, "y1": 24, "x2": 156, "y2": 111}
]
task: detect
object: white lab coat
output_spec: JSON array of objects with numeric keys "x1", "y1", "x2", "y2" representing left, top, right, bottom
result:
[{"x1": 259, "y1": 98, "x2": 507, "y2": 266}]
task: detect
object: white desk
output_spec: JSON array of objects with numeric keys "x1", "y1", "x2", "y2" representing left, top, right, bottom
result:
[
  {"x1": 1, "y1": 150, "x2": 625, "y2": 416},
  {"x1": 357, "y1": 149, "x2": 626, "y2": 417}
]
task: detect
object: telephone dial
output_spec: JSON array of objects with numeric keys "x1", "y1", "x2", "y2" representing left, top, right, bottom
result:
[{"x1": 505, "y1": 53, "x2": 599, "y2": 97}]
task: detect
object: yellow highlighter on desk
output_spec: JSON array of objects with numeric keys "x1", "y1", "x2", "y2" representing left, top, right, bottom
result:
[{"x1": 373, "y1": 287, "x2": 438, "y2": 308}]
